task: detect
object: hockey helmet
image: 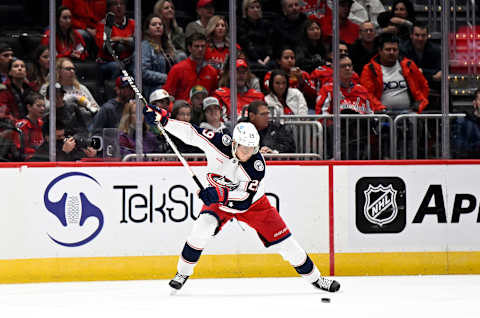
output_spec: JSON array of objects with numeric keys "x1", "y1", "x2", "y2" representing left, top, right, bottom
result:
[{"x1": 232, "y1": 122, "x2": 260, "y2": 156}]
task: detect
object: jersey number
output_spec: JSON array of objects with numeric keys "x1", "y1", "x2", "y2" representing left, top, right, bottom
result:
[
  {"x1": 247, "y1": 180, "x2": 259, "y2": 193},
  {"x1": 202, "y1": 129, "x2": 215, "y2": 139}
]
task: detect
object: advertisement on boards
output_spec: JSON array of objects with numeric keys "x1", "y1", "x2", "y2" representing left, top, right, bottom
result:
[
  {"x1": 335, "y1": 164, "x2": 480, "y2": 253},
  {"x1": 0, "y1": 165, "x2": 330, "y2": 260}
]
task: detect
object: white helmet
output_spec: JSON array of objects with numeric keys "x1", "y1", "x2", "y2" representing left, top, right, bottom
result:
[{"x1": 232, "y1": 122, "x2": 260, "y2": 157}]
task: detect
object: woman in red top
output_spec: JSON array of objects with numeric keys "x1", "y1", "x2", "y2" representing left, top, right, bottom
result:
[
  {"x1": 41, "y1": 6, "x2": 88, "y2": 61},
  {"x1": 263, "y1": 47, "x2": 316, "y2": 110},
  {"x1": 205, "y1": 15, "x2": 238, "y2": 71}
]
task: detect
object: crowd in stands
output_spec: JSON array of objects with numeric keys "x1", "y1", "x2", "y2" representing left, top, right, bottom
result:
[{"x1": 0, "y1": 0, "x2": 478, "y2": 162}]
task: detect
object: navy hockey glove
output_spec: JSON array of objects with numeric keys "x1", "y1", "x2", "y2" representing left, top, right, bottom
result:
[
  {"x1": 143, "y1": 104, "x2": 169, "y2": 127},
  {"x1": 198, "y1": 186, "x2": 229, "y2": 206}
]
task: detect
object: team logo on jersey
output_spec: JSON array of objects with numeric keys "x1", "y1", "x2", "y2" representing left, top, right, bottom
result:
[
  {"x1": 207, "y1": 173, "x2": 239, "y2": 190},
  {"x1": 44, "y1": 172, "x2": 104, "y2": 247},
  {"x1": 222, "y1": 134, "x2": 232, "y2": 146},
  {"x1": 254, "y1": 160, "x2": 264, "y2": 172},
  {"x1": 355, "y1": 177, "x2": 406, "y2": 233}
]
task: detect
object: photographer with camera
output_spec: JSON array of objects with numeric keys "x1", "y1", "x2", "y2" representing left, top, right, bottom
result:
[{"x1": 29, "y1": 119, "x2": 97, "y2": 161}]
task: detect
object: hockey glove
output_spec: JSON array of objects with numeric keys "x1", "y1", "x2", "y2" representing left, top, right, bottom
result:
[
  {"x1": 143, "y1": 104, "x2": 169, "y2": 127},
  {"x1": 198, "y1": 186, "x2": 229, "y2": 206}
]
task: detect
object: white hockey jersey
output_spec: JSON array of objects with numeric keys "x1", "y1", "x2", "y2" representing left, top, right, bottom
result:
[{"x1": 164, "y1": 119, "x2": 266, "y2": 213}]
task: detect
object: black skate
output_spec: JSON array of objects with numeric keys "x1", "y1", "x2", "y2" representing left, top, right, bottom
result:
[
  {"x1": 312, "y1": 277, "x2": 340, "y2": 292},
  {"x1": 169, "y1": 272, "x2": 189, "y2": 291}
]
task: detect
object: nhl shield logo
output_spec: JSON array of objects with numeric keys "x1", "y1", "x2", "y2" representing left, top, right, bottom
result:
[
  {"x1": 355, "y1": 177, "x2": 406, "y2": 234},
  {"x1": 363, "y1": 184, "x2": 398, "y2": 226}
]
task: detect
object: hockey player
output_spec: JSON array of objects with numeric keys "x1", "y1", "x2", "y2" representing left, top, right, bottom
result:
[{"x1": 143, "y1": 103, "x2": 340, "y2": 293}]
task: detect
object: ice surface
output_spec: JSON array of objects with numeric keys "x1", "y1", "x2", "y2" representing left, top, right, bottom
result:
[{"x1": 0, "y1": 275, "x2": 478, "y2": 318}]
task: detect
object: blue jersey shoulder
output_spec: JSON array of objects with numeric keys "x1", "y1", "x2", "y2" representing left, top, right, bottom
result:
[
  {"x1": 190, "y1": 124, "x2": 233, "y2": 157},
  {"x1": 241, "y1": 152, "x2": 266, "y2": 181}
]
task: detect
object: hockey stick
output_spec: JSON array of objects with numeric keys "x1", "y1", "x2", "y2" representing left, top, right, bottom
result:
[{"x1": 103, "y1": 12, "x2": 204, "y2": 191}]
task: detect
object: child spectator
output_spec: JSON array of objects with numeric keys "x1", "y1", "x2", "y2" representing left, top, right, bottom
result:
[
  {"x1": 141, "y1": 14, "x2": 185, "y2": 99},
  {"x1": 153, "y1": 0, "x2": 186, "y2": 52},
  {"x1": 14, "y1": 92, "x2": 45, "y2": 160},
  {"x1": 185, "y1": 0, "x2": 215, "y2": 38},
  {"x1": 0, "y1": 59, "x2": 34, "y2": 120},
  {"x1": 167, "y1": 100, "x2": 202, "y2": 154},
  {"x1": 199, "y1": 96, "x2": 231, "y2": 134},
  {"x1": 27, "y1": 45, "x2": 50, "y2": 92},
  {"x1": 41, "y1": 6, "x2": 88, "y2": 61},
  {"x1": 265, "y1": 69, "x2": 308, "y2": 116}
]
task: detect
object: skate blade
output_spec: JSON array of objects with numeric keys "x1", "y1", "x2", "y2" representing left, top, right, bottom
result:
[{"x1": 169, "y1": 288, "x2": 178, "y2": 296}]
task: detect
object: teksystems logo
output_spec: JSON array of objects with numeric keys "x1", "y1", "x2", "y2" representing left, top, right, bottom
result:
[
  {"x1": 356, "y1": 177, "x2": 406, "y2": 234},
  {"x1": 44, "y1": 172, "x2": 104, "y2": 247}
]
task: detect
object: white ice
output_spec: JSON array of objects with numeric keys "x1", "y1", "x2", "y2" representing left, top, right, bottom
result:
[{"x1": 0, "y1": 275, "x2": 478, "y2": 318}]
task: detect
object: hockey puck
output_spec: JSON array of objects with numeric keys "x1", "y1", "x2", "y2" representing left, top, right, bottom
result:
[{"x1": 321, "y1": 297, "x2": 331, "y2": 303}]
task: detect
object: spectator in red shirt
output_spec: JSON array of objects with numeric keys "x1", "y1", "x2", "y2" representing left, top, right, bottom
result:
[
  {"x1": 0, "y1": 59, "x2": 34, "y2": 120},
  {"x1": 15, "y1": 92, "x2": 45, "y2": 160},
  {"x1": 316, "y1": 54, "x2": 382, "y2": 159},
  {"x1": 96, "y1": 0, "x2": 135, "y2": 82},
  {"x1": 214, "y1": 59, "x2": 264, "y2": 121},
  {"x1": 317, "y1": 0, "x2": 360, "y2": 47},
  {"x1": 41, "y1": 6, "x2": 88, "y2": 61},
  {"x1": 205, "y1": 15, "x2": 237, "y2": 71},
  {"x1": 163, "y1": 32, "x2": 219, "y2": 102},
  {"x1": 62, "y1": 0, "x2": 106, "y2": 58}
]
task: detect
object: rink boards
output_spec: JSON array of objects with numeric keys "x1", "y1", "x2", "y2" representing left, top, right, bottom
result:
[{"x1": 0, "y1": 160, "x2": 479, "y2": 283}]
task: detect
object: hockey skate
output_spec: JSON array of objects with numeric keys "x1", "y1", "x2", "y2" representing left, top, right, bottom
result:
[
  {"x1": 169, "y1": 272, "x2": 189, "y2": 293},
  {"x1": 312, "y1": 277, "x2": 341, "y2": 292}
]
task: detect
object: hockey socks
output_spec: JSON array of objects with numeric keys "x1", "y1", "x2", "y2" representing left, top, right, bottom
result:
[{"x1": 178, "y1": 242, "x2": 203, "y2": 276}]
